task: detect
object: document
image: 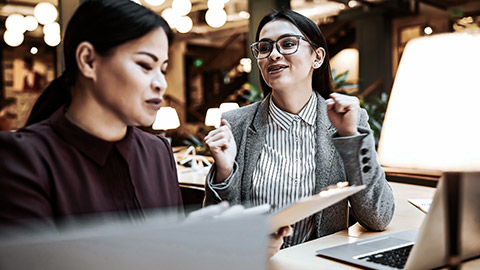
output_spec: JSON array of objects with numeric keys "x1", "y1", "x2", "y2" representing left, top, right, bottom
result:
[
  {"x1": 407, "y1": 199, "x2": 432, "y2": 214},
  {"x1": 270, "y1": 183, "x2": 366, "y2": 232}
]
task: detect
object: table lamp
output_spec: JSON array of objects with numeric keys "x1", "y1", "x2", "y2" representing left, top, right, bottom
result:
[
  {"x1": 205, "y1": 108, "x2": 221, "y2": 128},
  {"x1": 152, "y1": 107, "x2": 180, "y2": 142},
  {"x1": 219, "y1": 102, "x2": 239, "y2": 112},
  {"x1": 377, "y1": 31, "x2": 480, "y2": 268},
  {"x1": 205, "y1": 102, "x2": 239, "y2": 128}
]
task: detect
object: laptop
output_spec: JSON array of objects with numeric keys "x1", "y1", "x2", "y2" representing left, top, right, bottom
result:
[
  {"x1": 316, "y1": 172, "x2": 480, "y2": 270},
  {"x1": 0, "y1": 210, "x2": 269, "y2": 270}
]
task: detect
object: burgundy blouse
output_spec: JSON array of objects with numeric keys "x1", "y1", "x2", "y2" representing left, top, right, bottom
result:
[{"x1": 0, "y1": 108, "x2": 183, "y2": 228}]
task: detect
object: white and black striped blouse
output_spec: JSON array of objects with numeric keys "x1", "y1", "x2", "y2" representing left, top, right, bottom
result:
[{"x1": 251, "y1": 93, "x2": 317, "y2": 247}]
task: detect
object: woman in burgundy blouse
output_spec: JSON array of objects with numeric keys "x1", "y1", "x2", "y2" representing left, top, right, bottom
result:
[{"x1": 0, "y1": 0, "x2": 183, "y2": 229}]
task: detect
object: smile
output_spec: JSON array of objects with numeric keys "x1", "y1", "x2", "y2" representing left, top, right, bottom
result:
[{"x1": 268, "y1": 64, "x2": 288, "y2": 73}]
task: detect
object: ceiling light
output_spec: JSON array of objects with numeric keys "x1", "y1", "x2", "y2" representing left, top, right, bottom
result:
[
  {"x1": 172, "y1": 0, "x2": 191, "y2": 16},
  {"x1": 176, "y1": 16, "x2": 193, "y2": 33},
  {"x1": 208, "y1": 0, "x2": 224, "y2": 10},
  {"x1": 44, "y1": 33, "x2": 61, "y2": 46},
  {"x1": 4, "y1": 30, "x2": 24, "y2": 47},
  {"x1": 34, "y1": 2, "x2": 58, "y2": 25},
  {"x1": 5, "y1": 14, "x2": 26, "y2": 33},
  {"x1": 205, "y1": 9, "x2": 227, "y2": 28},
  {"x1": 24, "y1": 16, "x2": 39, "y2": 31}
]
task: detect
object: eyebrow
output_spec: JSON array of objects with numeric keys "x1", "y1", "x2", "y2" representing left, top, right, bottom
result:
[
  {"x1": 258, "y1": 33, "x2": 299, "y2": 42},
  {"x1": 135, "y1": 51, "x2": 159, "y2": 62}
]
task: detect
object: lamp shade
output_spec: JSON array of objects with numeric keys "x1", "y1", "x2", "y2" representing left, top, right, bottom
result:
[
  {"x1": 205, "y1": 103, "x2": 239, "y2": 128},
  {"x1": 377, "y1": 32, "x2": 480, "y2": 172},
  {"x1": 205, "y1": 108, "x2": 221, "y2": 128},
  {"x1": 219, "y1": 102, "x2": 239, "y2": 112},
  {"x1": 152, "y1": 107, "x2": 180, "y2": 130}
]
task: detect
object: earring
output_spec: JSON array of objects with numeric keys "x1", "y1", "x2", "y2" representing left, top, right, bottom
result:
[{"x1": 313, "y1": 61, "x2": 321, "y2": 69}]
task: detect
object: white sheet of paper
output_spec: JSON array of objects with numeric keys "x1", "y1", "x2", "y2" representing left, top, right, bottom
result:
[
  {"x1": 270, "y1": 185, "x2": 366, "y2": 232},
  {"x1": 407, "y1": 198, "x2": 432, "y2": 214}
]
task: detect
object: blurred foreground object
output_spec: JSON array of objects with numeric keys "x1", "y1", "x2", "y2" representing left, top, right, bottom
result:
[{"x1": 378, "y1": 31, "x2": 480, "y2": 268}]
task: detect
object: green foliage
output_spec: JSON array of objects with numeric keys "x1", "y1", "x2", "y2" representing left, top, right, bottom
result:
[
  {"x1": 241, "y1": 82, "x2": 264, "y2": 103},
  {"x1": 331, "y1": 69, "x2": 389, "y2": 148},
  {"x1": 183, "y1": 135, "x2": 210, "y2": 156},
  {"x1": 360, "y1": 92, "x2": 390, "y2": 148},
  {"x1": 331, "y1": 69, "x2": 358, "y2": 95}
]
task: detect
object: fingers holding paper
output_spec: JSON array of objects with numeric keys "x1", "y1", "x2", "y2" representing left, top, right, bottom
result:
[{"x1": 268, "y1": 226, "x2": 293, "y2": 258}]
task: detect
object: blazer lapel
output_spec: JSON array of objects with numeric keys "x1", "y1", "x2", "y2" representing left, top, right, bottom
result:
[
  {"x1": 241, "y1": 96, "x2": 270, "y2": 204},
  {"x1": 314, "y1": 92, "x2": 337, "y2": 194}
]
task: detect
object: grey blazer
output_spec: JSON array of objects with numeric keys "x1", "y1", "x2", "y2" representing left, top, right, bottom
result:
[{"x1": 205, "y1": 92, "x2": 394, "y2": 239}]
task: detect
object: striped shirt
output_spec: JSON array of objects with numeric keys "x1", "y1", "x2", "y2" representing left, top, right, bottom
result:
[{"x1": 251, "y1": 94, "x2": 317, "y2": 247}]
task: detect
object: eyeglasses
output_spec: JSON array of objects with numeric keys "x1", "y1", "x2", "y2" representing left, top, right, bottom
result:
[{"x1": 250, "y1": 35, "x2": 314, "y2": 60}]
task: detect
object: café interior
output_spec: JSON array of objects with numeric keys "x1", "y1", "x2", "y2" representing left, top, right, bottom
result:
[{"x1": 0, "y1": 0, "x2": 479, "y2": 269}]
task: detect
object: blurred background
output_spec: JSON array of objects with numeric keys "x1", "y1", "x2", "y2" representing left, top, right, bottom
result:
[{"x1": 1, "y1": 0, "x2": 479, "y2": 147}]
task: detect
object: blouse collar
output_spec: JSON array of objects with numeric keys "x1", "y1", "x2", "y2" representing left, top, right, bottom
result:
[
  {"x1": 49, "y1": 107, "x2": 134, "y2": 166},
  {"x1": 268, "y1": 93, "x2": 317, "y2": 131}
]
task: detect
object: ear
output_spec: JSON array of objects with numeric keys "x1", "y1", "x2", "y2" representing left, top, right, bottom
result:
[
  {"x1": 313, "y1": 47, "x2": 326, "y2": 69},
  {"x1": 75, "y1": 41, "x2": 97, "y2": 80}
]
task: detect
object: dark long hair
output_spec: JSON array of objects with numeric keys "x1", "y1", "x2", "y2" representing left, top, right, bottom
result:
[
  {"x1": 26, "y1": 0, "x2": 172, "y2": 126},
  {"x1": 254, "y1": 10, "x2": 333, "y2": 99}
]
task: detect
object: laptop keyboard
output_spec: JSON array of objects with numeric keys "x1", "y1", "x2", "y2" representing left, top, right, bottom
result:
[{"x1": 357, "y1": 244, "x2": 413, "y2": 269}]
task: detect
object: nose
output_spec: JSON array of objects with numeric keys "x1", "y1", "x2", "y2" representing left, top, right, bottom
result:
[
  {"x1": 152, "y1": 73, "x2": 167, "y2": 94},
  {"x1": 269, "y1": 45, "x2": 283, "y2": 61}
]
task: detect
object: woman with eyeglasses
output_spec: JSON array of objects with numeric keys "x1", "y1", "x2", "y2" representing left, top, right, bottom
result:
[{"x1": 204, "y1": 10, "x2": 394, "y2": 252}]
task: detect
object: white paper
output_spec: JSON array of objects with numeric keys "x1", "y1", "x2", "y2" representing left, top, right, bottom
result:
[{"x1": 270, "y1": 185, "x2": 366, "y2": 232}]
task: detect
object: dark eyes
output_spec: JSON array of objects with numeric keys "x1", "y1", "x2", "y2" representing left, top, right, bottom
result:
[
  {"x1": 258, "y1": 43, "x2": 272, "y2": 53},
  {"x1": 138, "y1": 62, "x2": 153, "y2": 71},
  {"x1": 280, "y1": 40, "x2": 296, "y2": 48},
  {"x1": 138, "y1": 62, "x2": 167, "y2": 75}
]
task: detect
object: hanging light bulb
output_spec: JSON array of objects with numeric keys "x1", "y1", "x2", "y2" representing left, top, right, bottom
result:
[
  {"x1": 43, "y1": 22, "x2": 60, "y2": 36},
  {"x1": 207, "y1": 0, "x2": 224, "y2": 10},
  {"x1": 5, "y1": 14, "x2": 26, "y2": 33},
  {"x1": 161, "y1": 8, "x2": 178, "y2": 29},
  {"x1": 205, "y1": 8, "x2": 227, "y2": 28},
  {"x1": 172, "y1": 0, "x2": 191, "y2": 16},
  {"x1": 24, "y1": 16, "x2": 39, "y2": 31},
  {"x1": 34, "y1": 2, "x2": 58, "y2": 25},
  {"x1": 30, "y1": 47, "x2": 39, "y2": 55},
  {"x1": 176, "y1": 16, "x2": 193, "y2": 33},
  {"x1": 4, "y1": 30, "x2": 24, "y2": 47},
  {"x1": 44, "y1": 33, "x2": 61, "y2": 47}
]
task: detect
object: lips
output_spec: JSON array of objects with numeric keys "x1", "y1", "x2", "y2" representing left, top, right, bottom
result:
[
  {"x1": 267, "y1": 64, "x2": 288, "y2": 73},
  {"x1": 145, "y1": 98, "x2": 162, "y2": 110}
]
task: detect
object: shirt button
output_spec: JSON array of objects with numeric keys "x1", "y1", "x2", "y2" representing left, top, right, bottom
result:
[
  {"x1": 293, "y1": 179, "x2": 298, "y2": 184},
  {"x1": 294, "y1": 116, "x2": 301, "y2": 121}
]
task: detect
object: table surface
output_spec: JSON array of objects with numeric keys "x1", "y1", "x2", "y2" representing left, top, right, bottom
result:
[
  {"x1": 268, "y1": 182, "x2": 480, "y2": 270},
  {"x1": 171, "y1": 149, "x2": 479, "y2": 269}
]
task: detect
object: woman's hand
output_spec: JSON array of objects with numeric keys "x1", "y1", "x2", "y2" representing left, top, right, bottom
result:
[
  {"x1": 268, "y1": 226, "x2": 293, "y2": 258},
  {"x1": 325, "y1": 93, "x2": 360, "y2": 137},
  {"x1": 204, "y1": 119, "x2": 237, "y2": 183}
]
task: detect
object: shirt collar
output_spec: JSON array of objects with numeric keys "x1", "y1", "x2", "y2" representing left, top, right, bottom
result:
[
  {"x1": 269, "y1": 93, "x2": 317, "y2": 130},
  {"x1": 49, "y1": 107, "x2": 134, "y2": 166}
]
